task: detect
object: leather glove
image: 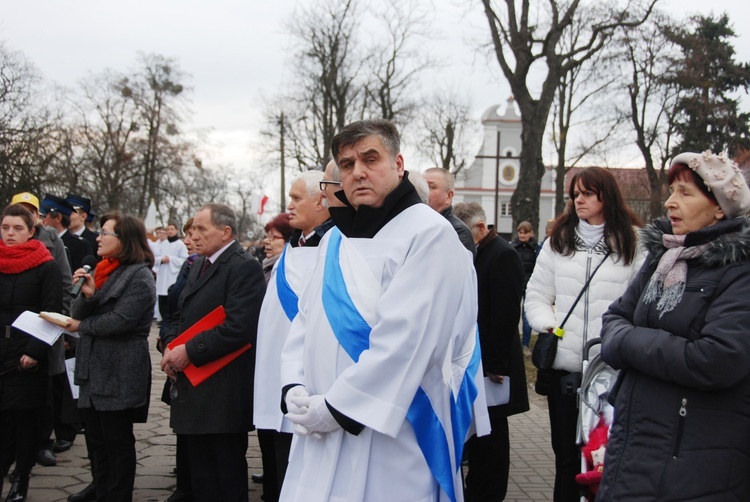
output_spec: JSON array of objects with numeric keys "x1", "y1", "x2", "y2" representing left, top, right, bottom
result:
[
  {"x1": 285, "y1": 394, "x2": 341, "y2": 436},
  {"x1": 284, "y1": 385, "x2": 310, "y2": 415}
]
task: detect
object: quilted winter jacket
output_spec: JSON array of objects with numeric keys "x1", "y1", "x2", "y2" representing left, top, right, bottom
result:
[
  {"x1": 597, "y1": 218, "x2": 750, "y2": 501},
  {"x1": 524, "y1": 230, "x2": 644, "y2": 373}
]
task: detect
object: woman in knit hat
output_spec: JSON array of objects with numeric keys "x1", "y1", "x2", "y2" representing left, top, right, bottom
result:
[{"x1": 597, "y1": 151, "x2": 750, "y2": 500}]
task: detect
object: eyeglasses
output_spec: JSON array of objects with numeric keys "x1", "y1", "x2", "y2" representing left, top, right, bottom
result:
[
  {"x1": 100, "y1": 230, "x2": 119, "y2": 238},
  {"x1": 263, "y1": 233, "x2": 285, "y2": 241},
  {"x1": 319, "y1": 179, "x2": 342, "y2": 192}
]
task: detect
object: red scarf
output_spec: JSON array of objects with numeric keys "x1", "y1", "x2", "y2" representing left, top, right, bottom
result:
[
  {"x1": 0, "y1": 239, "x2": 53, "y2": 274},
  {"x1": 94, "y1": 258, "x2": 121, "y2": 289}
]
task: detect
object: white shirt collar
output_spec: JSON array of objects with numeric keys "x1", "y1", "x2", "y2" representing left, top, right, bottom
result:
[{"x1": 207, "y1": 239, "x2": 235, "y2": 264}]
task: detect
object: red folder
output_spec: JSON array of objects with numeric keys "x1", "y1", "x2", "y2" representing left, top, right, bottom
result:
[{"x1": 167, "y1": 305, "x2": 252, "y2": 387}]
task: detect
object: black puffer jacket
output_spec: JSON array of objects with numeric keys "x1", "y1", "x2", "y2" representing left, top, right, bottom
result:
[
  {"x1": 0, "y1": 259, "x2": 62, "y2": 409},
  {"x1": 597, "y1": 218, "x2": 750, "y2": 501}
]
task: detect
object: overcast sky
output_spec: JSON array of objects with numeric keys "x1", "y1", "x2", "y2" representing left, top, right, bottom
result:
[{"x1": 2, "y1": 0, "x2": 748, "y2": 188}]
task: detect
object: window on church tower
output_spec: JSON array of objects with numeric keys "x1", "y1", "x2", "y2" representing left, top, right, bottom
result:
[{"x1": 500, "y1": 202, "x2": 512, "y2": 217}]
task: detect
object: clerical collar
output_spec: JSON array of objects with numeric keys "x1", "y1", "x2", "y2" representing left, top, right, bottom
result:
[{"x1": 329, "y1": 171, "x2": 421, "y2": 238}]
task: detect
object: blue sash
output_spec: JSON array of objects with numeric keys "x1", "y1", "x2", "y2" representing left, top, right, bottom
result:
[
  {"x1": 321, "y1": 227, "x2": 475, "y2": 502},
  {"x1": 276, "y1": 245, "x2": 299, "y2": 322}
]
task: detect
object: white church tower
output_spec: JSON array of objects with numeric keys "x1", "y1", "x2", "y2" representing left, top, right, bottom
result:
[{"x1": 454, "y1": 96, "x2": 556, "y2": 236}]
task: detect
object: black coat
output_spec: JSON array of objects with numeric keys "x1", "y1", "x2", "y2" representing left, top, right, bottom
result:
[
  {"x1": 475, "y1": 229, "x2": 529, "y2": 417},
  {"x1": 598, "y1": 218, "x2": 750, "y2": 501},
  {"x1": 61, "y1": 230, "x2": 94, "y2": 271},
  {"x1": 165, "y1": 240, "x2": 266, "y2": 434},
  {"x1": 0, "y1": 259, "x2": 62, "y2": 409},
  {"x1": 511, "y1": 238, "x2": 538, "y2": 290},
  {"x1": 441, "y1": 206, "x2": 476, "y2": 259},
  {"x1": 79, "y1": 228, "x2": 101, "y2": 262}
]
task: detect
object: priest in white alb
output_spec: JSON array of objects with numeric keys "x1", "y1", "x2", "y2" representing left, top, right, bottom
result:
[{"x1": 279, "y1": 120, "x2": 485, "y2": 502}]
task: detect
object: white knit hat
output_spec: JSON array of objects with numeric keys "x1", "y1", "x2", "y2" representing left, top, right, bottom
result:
[{"x1": 672, "y1": 150, "x2": 750, "y2": 219}]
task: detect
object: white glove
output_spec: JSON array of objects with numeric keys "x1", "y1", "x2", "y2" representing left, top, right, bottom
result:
[
  {"x1": 284, "y1": 385, "x2": 310, "y2": 415},
  {"x1": 285, "y1": 394, "x2": 341, "y2": 435}
]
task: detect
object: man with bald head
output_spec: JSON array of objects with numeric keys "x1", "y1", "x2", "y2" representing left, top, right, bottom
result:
[
  {"x1": 320, "y1": 159, "x2": 345, "y2": 208},
  {"x1": 423, "y1": 167, "x2": 476, "y2": 257}
]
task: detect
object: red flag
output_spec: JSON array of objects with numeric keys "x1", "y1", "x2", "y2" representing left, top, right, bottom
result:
[{"x1": 258, "y1": 195, "x2": 269, "y2": 215}]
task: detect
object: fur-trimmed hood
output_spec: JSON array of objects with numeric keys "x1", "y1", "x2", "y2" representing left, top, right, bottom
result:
[{"x1": 641, "y1": 217, "x2": 750, "y2": 268}]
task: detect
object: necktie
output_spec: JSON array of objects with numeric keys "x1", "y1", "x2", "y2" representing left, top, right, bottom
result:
[
  {"x1": 200, "y1": 258, "x2": 212, "y2": 276},
  {"x1": 298, "y1": 235, "x2": 306, "y2": 246}
]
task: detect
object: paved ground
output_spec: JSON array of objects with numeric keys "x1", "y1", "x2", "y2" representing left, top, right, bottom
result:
[{"x1": 3, "y1": 326, "x2": 555, "y2": 501}]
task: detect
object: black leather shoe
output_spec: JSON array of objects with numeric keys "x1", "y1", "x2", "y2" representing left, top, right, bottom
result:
[
  {"x1": 52, "y1": 440, "x2": 74, "y2": 453},
  {"x1": 35, "y1": 449, "x2": 57, "y2": 467},
  {"x1": 164, "y1": 489, "x2": 193, "y2": 502},
  {"x1": 6, "y1": 474, "x2": 29, "y2": 502},
  {"x1": 251, "y1": 473, "x2": 264, "y2": 484},
  {"x1": 68, "y1": 484, "x2": 97, "y2": 502}
]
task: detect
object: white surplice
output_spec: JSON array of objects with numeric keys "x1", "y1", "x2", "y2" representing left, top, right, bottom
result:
[
  {"x1": 254, "y1": 245, "x2": 318, "y2": 432},
  {"x1": 280, "y1": 204, "x2": 481, "y2": 502},
  {"x1": 151, "y1": 238, "x2": 189, "y2": 296}
]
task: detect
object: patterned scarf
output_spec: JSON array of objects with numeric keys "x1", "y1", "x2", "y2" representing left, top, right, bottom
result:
[
  {"x1": 0, "y1": 239, "x2": 53, "y2": 274},
  {"x1": 94, "y1": 258, "x2": 121, "y2": 289},
  {"x1": 643, "y1": 234, "x2": 708, "y2": 317}
]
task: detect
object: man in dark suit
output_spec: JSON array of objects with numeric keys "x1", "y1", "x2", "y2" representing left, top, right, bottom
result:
[
  {"x1": 65, "y1": 194, "x2": 100, "y2": 262},
  {"x1": 423, "y1": 167, "x2": 477, "y2": 258},
  {"x1": 454, "y1": 201, "x2": 530, "y2": 502},
  {"x1": 161, "y1": 203, "x2": 265, "y2": 502},
  {"x1": 41, "y1": 194, "x2": 95, "y2": 271}
]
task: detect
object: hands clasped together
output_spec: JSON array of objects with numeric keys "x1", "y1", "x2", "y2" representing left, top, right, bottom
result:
[{"x1": 284, "y1": 386, "x2": 340, "y2": 437}]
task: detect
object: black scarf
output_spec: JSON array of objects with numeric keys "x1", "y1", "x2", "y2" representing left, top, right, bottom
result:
[{"x1": 329, "y1": 171, "x2": 421, "y2": 238}]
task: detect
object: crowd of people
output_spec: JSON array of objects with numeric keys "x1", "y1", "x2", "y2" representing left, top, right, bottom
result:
[{"x1": 2, "y1": 118, "x2": 750, "y2": 502}]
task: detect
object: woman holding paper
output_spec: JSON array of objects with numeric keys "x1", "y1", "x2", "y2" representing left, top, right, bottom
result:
[
  {"x1": 66, "y1": 211, "x2": 155, "y2": 502},
  {"x1": 0, "y1": 203, "x2": 62, "y2": 501}
]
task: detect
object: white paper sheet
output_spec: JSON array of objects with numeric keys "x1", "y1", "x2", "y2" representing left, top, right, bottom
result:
[
  {"x1": 483, "y1": 376, "x2": 510, "y2": 406},
  {"x1": 11, "y1": 310, "x2": 67, "y2": 345},
  {"x1": 65, "y1": 358, "x2": 79, "y2": 399}
]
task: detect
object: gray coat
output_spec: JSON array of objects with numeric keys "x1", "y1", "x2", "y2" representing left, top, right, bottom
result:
[
  {"x1": 164, "y1": 240, "x2": 265, "y2": 435},
  {"x1": 598, "y1": 218, "x2": 750, "y2": 501},
  {"x1": 72, "y1": 262, "x2": 155, "y2": 413},
  {"x1": 37, "y1": 225, "x2": 72, "y2": 375}
]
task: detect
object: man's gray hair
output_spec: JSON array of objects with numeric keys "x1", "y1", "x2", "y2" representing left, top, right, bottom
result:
[
  {"x1": 453, "y1": 202, "x2": 486, "y2": 229},
  {"x1": 200, "y1": 203, "x2": 237, "y2": 236},
  {"x1": 331, "y1": 119, "x2": 400, "y2": 161},
  {"x1": 424, "y1": 167, "x2": 455, "y2": 192},
  {"x1": 292, "y1": 170, "x2": 323, "y2": 197}
]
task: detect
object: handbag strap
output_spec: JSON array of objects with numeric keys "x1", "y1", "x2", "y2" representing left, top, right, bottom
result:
[{"x1": 559, "y1": 250, "x2": 611, "y2": 330}]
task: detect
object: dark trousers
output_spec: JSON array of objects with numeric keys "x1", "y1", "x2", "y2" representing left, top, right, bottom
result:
[
  {"x1": 0, "y1": 408, "x2": 40, "y2": 478},
  {"x1": 257, "y1": 429, "x2": 292, "y2": 502},
  {"x1": 175, "y1": 434, "x2": 192, "y2": 494},
  {"x1": 39, "y1": 373, "x2": 77, "y2": 449},
  {"x1": 464, "y1": 412, "x2": 510, "y2": 501},
  {"x1": 186, "y1": 433, "x2": 249, "y2": 502},
  {"x1": 81, "y1": 407, "x2": 137, "y2": 502},
  {"x1": 547, "y1": 370, "x2": 582, "y2": 502}
]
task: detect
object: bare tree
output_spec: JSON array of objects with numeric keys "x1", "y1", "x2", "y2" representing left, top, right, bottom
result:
[
  {"x1": 480, "y1": 0, "x2": 657, "y2": 233},
  {"x1": 550, "y1": 40, "x2": 621, "y2": 215},
  {"x1": 416, "y1": 88, "x2": 478, "y2": 174},
  {"x1": 364, "y1": 0, "x2": 433, "y2": 123},
  {"x1": 617, "y1": 13, "x2": 680, "y2": 219},
  {"x1": 123, "y1": 53, "x2": 191, "y2": 216},
  {"x1": 0, "y1": 42, "x2": 61, "y2": 203},
  {"x1": 282, "y1": 0, "x2": 364, "y2": 167}
]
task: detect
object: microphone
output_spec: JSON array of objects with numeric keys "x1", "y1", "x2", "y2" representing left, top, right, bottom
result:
[{"x1": 71, "y1": 256, "x2": 99, "y2": 297}]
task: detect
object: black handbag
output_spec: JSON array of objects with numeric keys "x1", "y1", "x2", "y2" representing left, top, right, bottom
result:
[{"x1": 531, "y1": 251, "x2": 611, "y2": 371}]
